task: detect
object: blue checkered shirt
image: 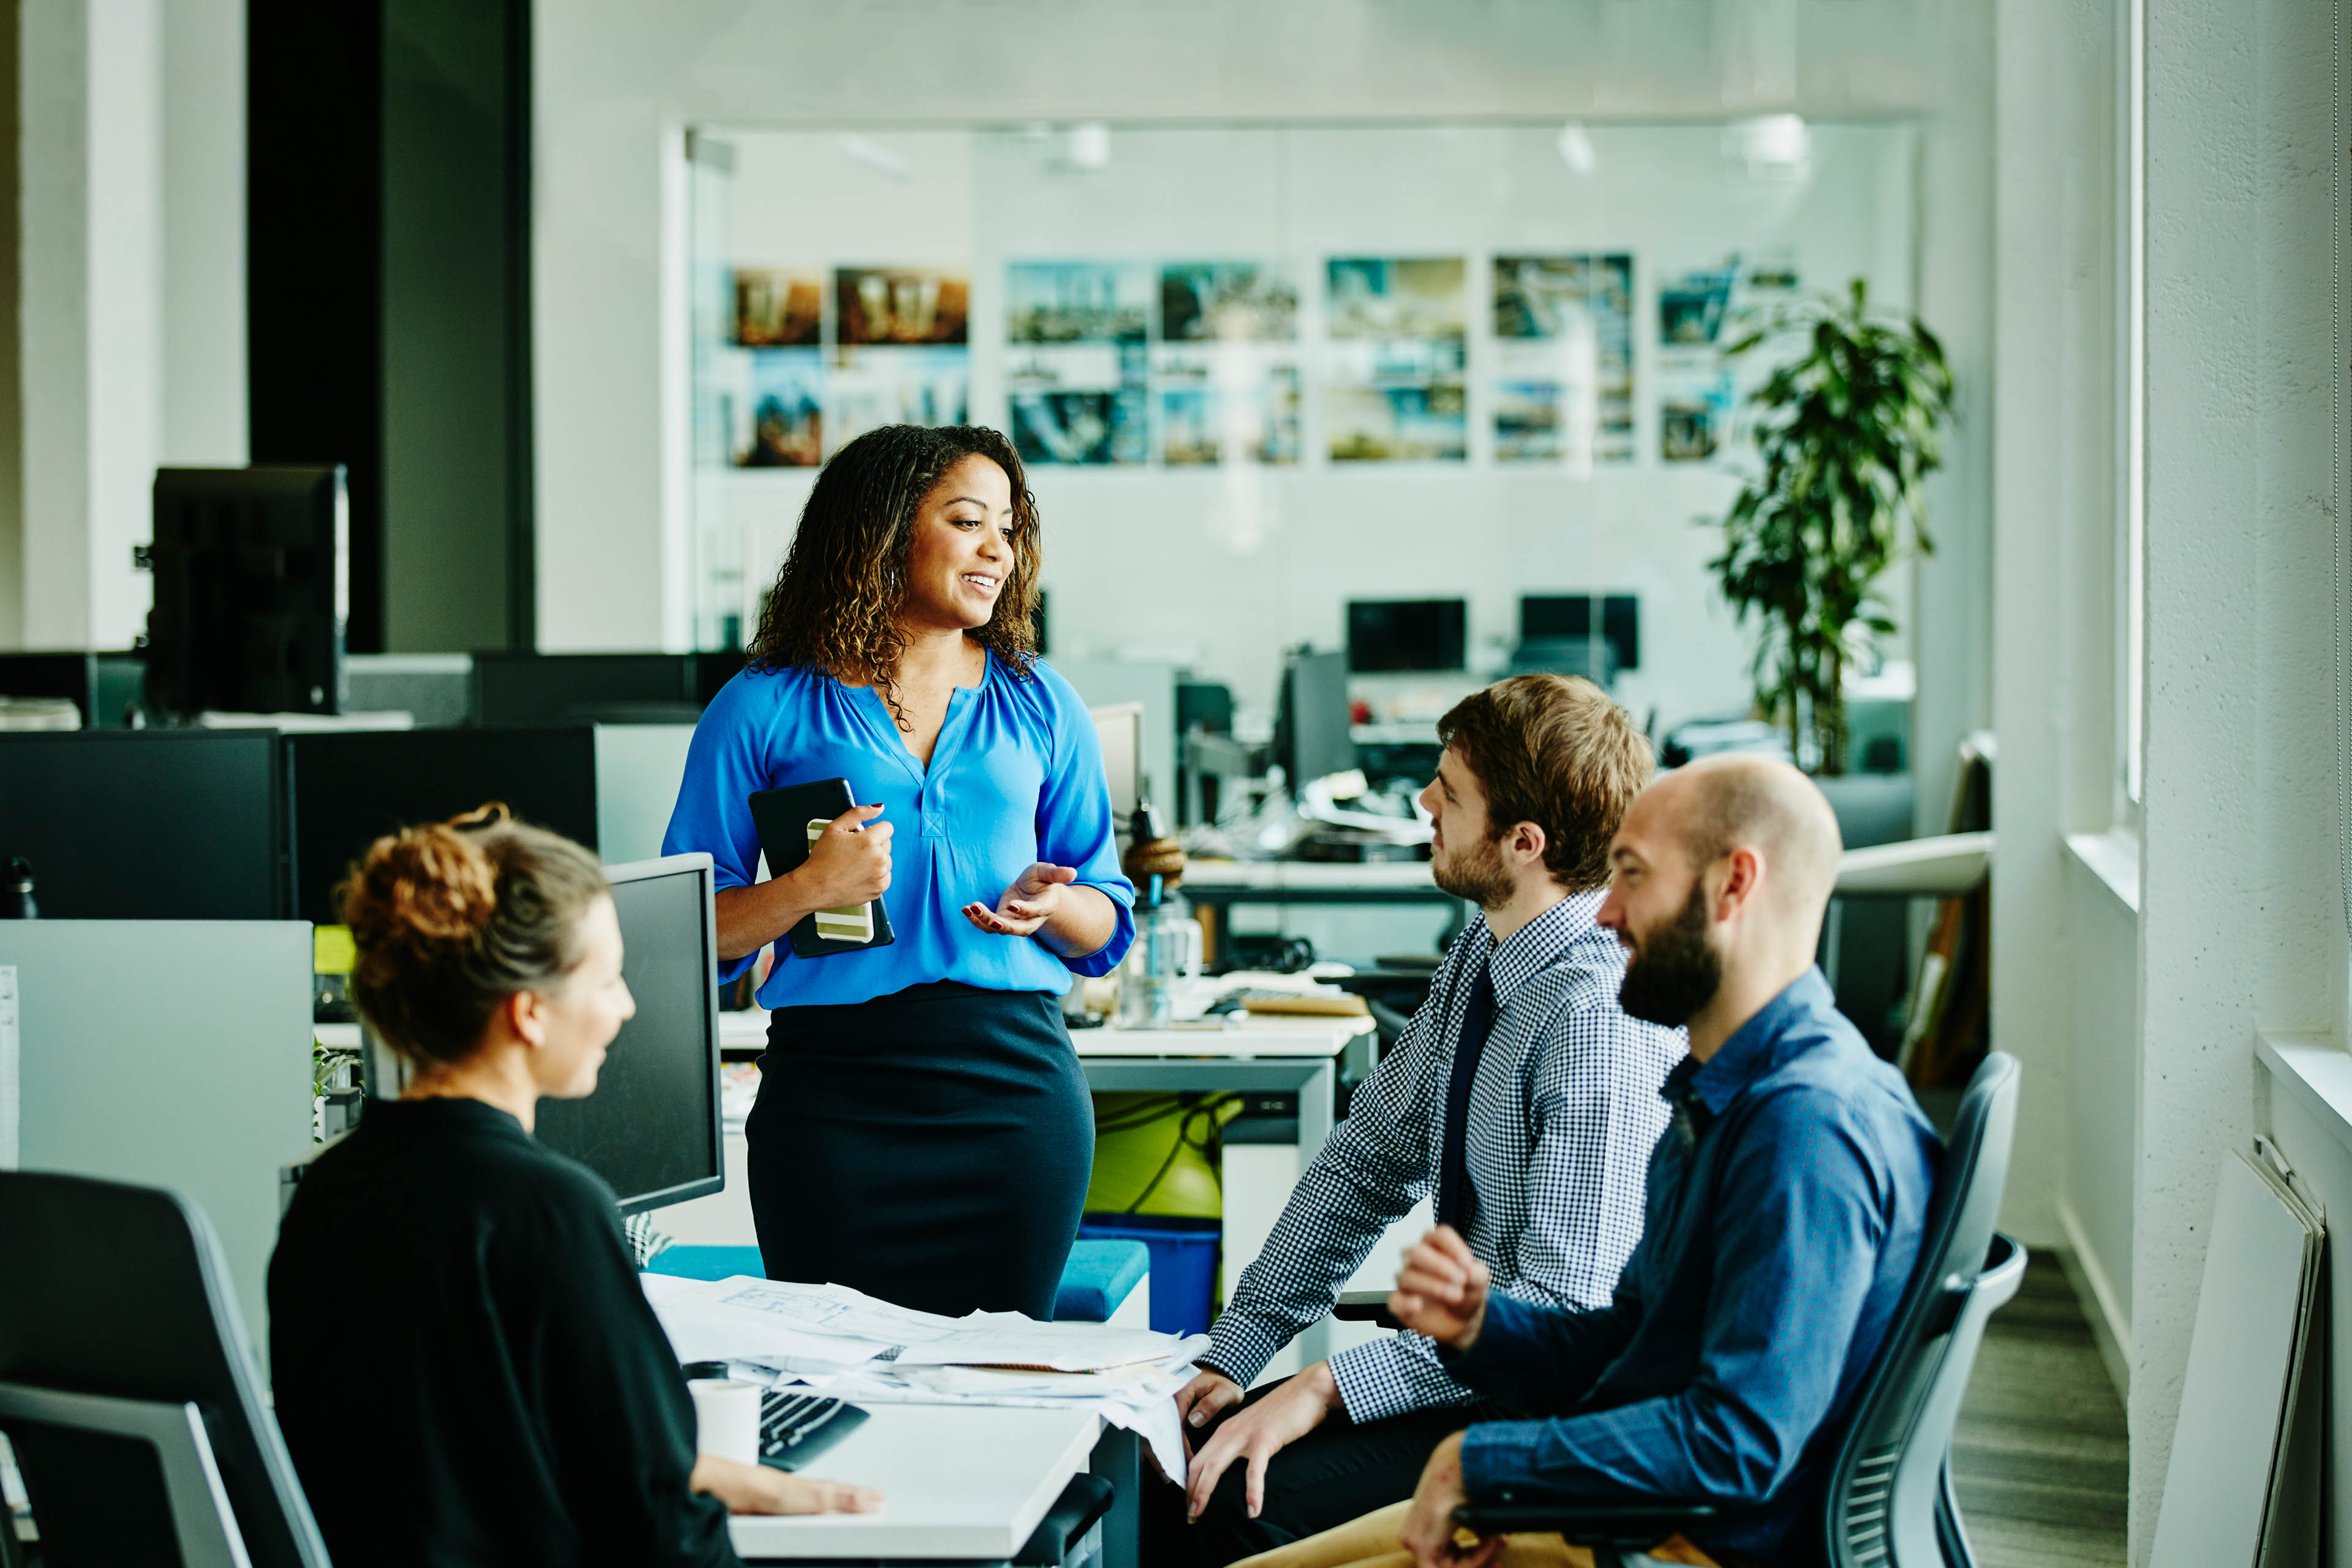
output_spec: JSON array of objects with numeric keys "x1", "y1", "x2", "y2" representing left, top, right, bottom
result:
[{"x1": 1202, "y1": 891, "x2": 1685, "y2": 1422}]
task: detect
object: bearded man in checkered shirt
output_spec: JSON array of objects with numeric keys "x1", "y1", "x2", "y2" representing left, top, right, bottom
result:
[{"x1": 1147, "y1": 676, "x2": 1684, "y2": 1568}]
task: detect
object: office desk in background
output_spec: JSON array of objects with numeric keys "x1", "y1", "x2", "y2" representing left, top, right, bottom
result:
[
  {"x1": 1176, "y1": 861, "x2": 1468, "y2": 966},
  {"x1": 690, "y1": 1009, "x2": 1376, "y2": 1377}
]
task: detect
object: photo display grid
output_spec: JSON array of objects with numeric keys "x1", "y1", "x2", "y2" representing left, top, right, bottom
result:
[
  {"x1": 1656, "y1": 249, "x2": 1803, "y2": 464},
  {"x1": 717, "y1": 249, "x2": 1815, "y2": 470},
  {"x1": 722, "y1": 266, "x2": 973, "y2": 467}
]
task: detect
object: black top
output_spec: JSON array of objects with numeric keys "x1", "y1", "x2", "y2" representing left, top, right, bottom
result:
[{"x1": 268, "y1": 1098, "x2": 738, "y2": 1568}]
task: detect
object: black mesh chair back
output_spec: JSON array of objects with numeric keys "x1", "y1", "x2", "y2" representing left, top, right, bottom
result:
[
  {"x1": 0, "y1": 1169, "x2": 330, "y2": 1567},
  {"x1": 1816, "y1": 1052, "x2": 2024, "y2": 1568}
]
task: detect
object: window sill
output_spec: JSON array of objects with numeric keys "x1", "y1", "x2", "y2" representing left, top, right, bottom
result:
[
  {"x1": 2258, "y1": 1033, "x2": 2352, "y2": 1162},
  {"x1": 2064, "y1": 827, "x2": 2141, "y2": 915}
]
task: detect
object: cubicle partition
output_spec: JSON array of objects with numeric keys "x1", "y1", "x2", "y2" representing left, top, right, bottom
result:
[
  {"x1": 284, "y1": 726, "x2": 604, "y2": 923},
  {"x1": 0, "y1": 730, "x2": 291, "y2": 919},
  {"x1": 0, "y1": 919, "x2": 314, "y2": 1357}
]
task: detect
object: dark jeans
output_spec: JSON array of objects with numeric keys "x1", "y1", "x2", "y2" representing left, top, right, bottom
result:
[{"x1": 1142, "y1": 1376, "x2": 1504, "y2": 1568}]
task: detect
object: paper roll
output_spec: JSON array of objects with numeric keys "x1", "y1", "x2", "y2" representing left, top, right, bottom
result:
[{"x1": 688, "y1": 1377, "x2": 762, "y2": 1465}]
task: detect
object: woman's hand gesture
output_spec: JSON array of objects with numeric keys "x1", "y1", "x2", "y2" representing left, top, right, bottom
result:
[{"x1": 962, "y1": 863, "x2": 1078, "y2": 938}]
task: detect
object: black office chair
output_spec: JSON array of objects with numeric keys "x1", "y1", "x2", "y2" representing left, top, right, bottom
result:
[
  {"x1": 0, "y1": 1170, "x2": 331, "y2": 1567},
  {"x1": 1457, "y1": 1051, "x2": 2024, "y2": 1568}
]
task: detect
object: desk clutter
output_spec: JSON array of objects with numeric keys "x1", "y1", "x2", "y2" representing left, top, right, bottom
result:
[{"x1": 643, "y1": 1273, "x2": 1209, "y2": 1476}]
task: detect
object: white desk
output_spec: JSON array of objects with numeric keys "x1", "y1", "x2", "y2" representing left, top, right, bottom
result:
[
  {"x1": 705, "y1": 1010, "x2": 1372, "y2": 1373},
  {"x1": 728, "y1": 1404, "x2": 1099, "y2": 1562},
  {"x1": 1178, "y1": 861, "x2": 1447, "y2": 894}
]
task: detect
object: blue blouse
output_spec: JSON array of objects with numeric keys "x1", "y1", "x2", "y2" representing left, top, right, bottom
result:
[{"x1": 661, "y1": 653, "x2": 1136, "y2": 1010}]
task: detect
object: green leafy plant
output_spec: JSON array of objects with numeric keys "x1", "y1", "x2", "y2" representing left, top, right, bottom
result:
[{"x1": 1712, "y1": 279, "x2": 1954, "y2": 774}]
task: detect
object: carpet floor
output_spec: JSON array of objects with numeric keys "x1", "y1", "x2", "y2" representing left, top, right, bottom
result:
[{"x1": 1950, "y1": 1251, "x2": 2129, "y2": 1568}]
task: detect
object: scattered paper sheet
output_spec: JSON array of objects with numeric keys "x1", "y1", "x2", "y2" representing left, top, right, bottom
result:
[
  {"x1": 894, "y1": 1324, "x2": 1207, "y2": 1373},
  {"x1": 640, "y1": 1272, "x2": 1210, "y2": 1474}
]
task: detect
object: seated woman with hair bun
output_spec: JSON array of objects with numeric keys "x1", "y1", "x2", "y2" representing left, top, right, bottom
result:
[{"x1": 268, "y1": 805, "x2": 879, "y2": 1568}]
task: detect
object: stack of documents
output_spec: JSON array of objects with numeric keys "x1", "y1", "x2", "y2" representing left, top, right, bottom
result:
[{"x1": 644, "y1": 1275, "x2": 1208, "y2": 1473}]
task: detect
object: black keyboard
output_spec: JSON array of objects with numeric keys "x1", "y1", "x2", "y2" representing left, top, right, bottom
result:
[{"x1": 757, "y1": 1390, "x2": 869, "y2": 1472}]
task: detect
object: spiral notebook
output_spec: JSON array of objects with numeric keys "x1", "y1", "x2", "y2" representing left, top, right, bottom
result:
[{"x1": 747, "y1": 778, "x2": 897, "y2": 959}]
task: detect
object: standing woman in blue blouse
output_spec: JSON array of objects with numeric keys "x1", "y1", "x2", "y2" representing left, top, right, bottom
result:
[{"x1": 663, "y1": 424, "x2": 1135, "y2": 1319}]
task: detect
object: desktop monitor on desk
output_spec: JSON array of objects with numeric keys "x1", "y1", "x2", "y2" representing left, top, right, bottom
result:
[
  {"x1": 145, "y1": 465, "x2": 348, "y2": 720},
  {"x1": 1275, "y1": 649, "x2": 1355, "y2": 786},
  {"x1": 0, "y1": 651, "x2": 147, "y2": 729},
  {"x1": 1519, "y1": 594, "x2": 1640, "y2": 677},
  {"x1": 0, "y1": 730, "x2": 288, "y2": 917},
  {"x1": 1347, "y1": 599, "x2": 1466, "y2": 674},
  {"x1": 1092, "y1": 701, "x2": 1145, "y2": 824},
  {"x1": 533, "y1": 854, "x2": 725, "y2": 1212}
]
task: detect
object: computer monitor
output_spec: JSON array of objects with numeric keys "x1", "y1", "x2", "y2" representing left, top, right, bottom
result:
[
  {"x1": 284, "y1": 726, "x2": 601, "y2": 925},
  {"x1": 1346, "y1": 599, "x2": 1467, "y2": 674},
  {"x1": 1275, "y1": 649, "x2": 1355, "y2": 785},
  {"x1": 532, "y1": 854, "x2": 725, "y2": 1213},
  {"x1": 1521, "y1": 594, "x2": 1640, "y2": 673},
  {"x1": 0, "y1": 731, "x2": 288, "y2": 917},
  {"x1": 0, "y1": 654, "x2": 102, "y2": 726},
  {"x1": 473, "y1": 653, "x2": 701, "y2": 725},
  {"x1": 1091, "y1": 701, "x2": 1145, "y2": 818},
  {"x1": 1520, "y1": 594, "x2": 1591, "y2": 642},
  {"x1": 146, "y1": 466, "x2": 348, "y2": 719}
]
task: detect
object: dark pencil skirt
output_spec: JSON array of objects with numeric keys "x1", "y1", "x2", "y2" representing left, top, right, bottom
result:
[{"x1": 744, "y1": 980, "x2": 1093, "y2": 1319}]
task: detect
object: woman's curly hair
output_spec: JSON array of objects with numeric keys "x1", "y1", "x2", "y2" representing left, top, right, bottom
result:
[{"x1": 746, "y1": 424, "x2": 1041, "y2": 728}]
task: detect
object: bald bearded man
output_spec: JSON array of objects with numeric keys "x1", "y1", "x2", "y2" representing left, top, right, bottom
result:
[{"x1": 1232, "y1": 756, "x2": 1941, "y2": 1568}]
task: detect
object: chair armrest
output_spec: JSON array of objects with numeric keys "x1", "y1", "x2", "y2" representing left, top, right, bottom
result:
[
  {"x1": 1453, "y1": 1502, "x2": 1719, "y2": 1549},
  {"x1": 1332, "y1": 1290, "x2": 1403, "y2": 1330}
]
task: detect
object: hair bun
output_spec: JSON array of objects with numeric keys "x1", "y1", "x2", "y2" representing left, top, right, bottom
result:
[{"x1": 345, "y1": 821, "x2": 498, "y2": 950}]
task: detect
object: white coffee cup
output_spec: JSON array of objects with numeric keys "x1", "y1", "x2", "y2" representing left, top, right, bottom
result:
[{"x1": 687, "y1": 1377, "x2": 762, "y2": 1465}]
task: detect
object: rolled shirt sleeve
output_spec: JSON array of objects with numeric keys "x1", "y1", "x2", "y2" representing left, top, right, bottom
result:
[{"x1": 1033, "y1": 665, "x2": 1135, "y2": 976}]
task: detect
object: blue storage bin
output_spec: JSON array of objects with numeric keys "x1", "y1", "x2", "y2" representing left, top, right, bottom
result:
[
  {"x1": 1077, "y1": 1215, "x2": 1220, "y2": 1336},
  {"x1": 644, "y1": 1244, "x2": 765, "y2": 1281},
  {"x1": 1054, "y1": 1238, "x2": 1152, "y2": 1322}
]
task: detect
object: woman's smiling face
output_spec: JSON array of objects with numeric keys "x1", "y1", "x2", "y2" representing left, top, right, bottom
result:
[{"x1": 899, "y1": 454, "x2": 1017, "y2": 634}]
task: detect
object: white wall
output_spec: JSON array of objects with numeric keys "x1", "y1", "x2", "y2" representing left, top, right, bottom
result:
[
  {"x1": 4, "y1": 0, "x2": 244, "y2": 651},
  {"x1": 19, "y1": 0, "x2": 160, "y2": 651},
  {"x1": 159, "y1": 0, "x2": 246, "y2": 468},
  {"x1": 534, "y1": 0, "x2": 1996, "y2": 766},
  {"x1": 2133, "y1": 0, "x2": 2345, "y2": 1553},
  {"x1": 1987, "y1": 0, "x2": 2126, "y2": 1262},
  {"x1": 705, "y1": 123, "x2": 1913, "y2": 731}
]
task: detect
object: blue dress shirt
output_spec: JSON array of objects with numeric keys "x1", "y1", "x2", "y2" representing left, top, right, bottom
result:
[
  {"x1": 660, "y1": 654, "x2": 1136, "y2": 1009},
  {"x1": 1445, "y1": 968, "x2": 1939, "y2": 1560}
]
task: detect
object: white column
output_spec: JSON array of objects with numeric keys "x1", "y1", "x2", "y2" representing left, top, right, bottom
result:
[
  {"x1": 18, "y1": 0, "x2": 162, "y2": 651},
  {"x1": 2136, "y1": 0, "x2": 2345, "y2": 1554},
  {"x1": 160, "y1": 0, "x2": 246, "y2": 467}
]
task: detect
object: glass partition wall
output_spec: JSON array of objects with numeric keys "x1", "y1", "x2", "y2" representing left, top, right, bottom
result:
[{"x1": 680, "y1": 121, "x2": 1918, "y2": 739}]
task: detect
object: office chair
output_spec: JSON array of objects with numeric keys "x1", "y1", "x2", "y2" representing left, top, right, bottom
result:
[
  {"x1": 0, "y1": 1170, "x2": 331, "y2": 1568},
  {"x1": 1456, "y1": 1051, "x2": 2024, "y2": 1568}
]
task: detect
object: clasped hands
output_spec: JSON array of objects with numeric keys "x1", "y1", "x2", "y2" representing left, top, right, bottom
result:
[{"x1": 1172, "y1": 1226, "x2": 1494, "y2": 1568}]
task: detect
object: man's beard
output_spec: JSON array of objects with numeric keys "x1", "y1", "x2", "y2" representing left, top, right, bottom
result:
[
  {"x1": 1617, "y1": 880, "x2": 1723, "y2": 1027},
  {"x1": 1432, "y1": 828, "x2": 1515, "y2": 909}
]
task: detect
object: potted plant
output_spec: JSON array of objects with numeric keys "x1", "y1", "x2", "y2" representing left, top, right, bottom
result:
[{"x1": 1711, "y1": 279, "x2": 1955, "y2": 774}]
